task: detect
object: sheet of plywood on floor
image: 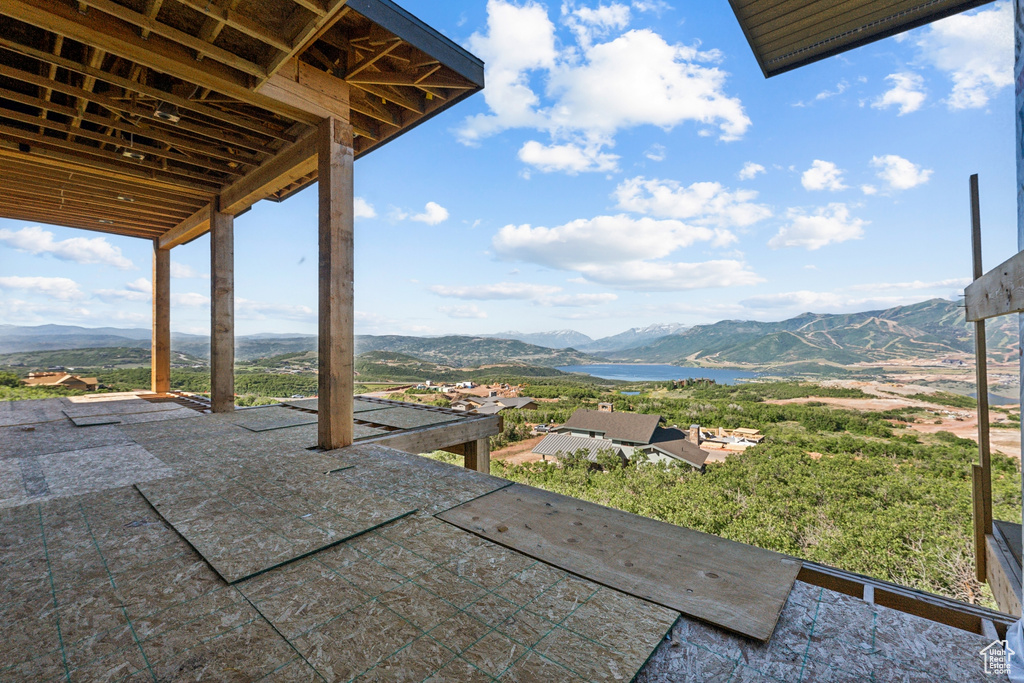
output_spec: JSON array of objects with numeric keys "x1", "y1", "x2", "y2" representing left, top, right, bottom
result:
[
  {"x1": 67, "y1": 414, "x2": 122, "y2": 427},
  {"x1": 358, "y1": 406, "x2": 465, "y2": 430},
  {"x1": 0, "y1": 421, "x2": 134, "y2": 459},
  {"x1": 0, "y1": 398, "x2": 72, "y2": 427},
  {"x1": 331, "y1": 444, "x2": 512, "y2": 514},
  {"x1": 281, "y1": 398, "x2": 398, "y2": 414},
  {"x1": 116, "y1": 407, "x2": 199, "y2": 425},
  {"x1": 223, "y1": 406, "x2": 319, "y2": 432},
  {"x1": 0, "y1": 444, "x2": 176, "y2": 509},
  {"x1": 136, "y1": 469, "x2": 417, "y2": 583},
  {"x1": 438, "y1": 483, "x2": 801, "y2": 642},
  {"x1": 60, "y1": 399, "x2": 184, "y2": 419},
  {"x1": 235, "y1": 512, "x2": 677, "y2": 681},
  {"x1": 637, "y1": 580, "x2": 994, "y2": 682},
  {"x1": 1, "y1": 487, "x2": 313, "y2": 682}
]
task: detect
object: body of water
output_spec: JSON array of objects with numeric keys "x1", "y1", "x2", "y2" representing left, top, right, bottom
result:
[{"x1": 557, "y1": 364, "x2": 758, "y2": 385}]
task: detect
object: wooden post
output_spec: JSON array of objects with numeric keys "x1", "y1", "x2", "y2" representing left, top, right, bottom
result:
[
  {"x1": 464, "y1": 438, "x2": 491, "y2": 475},
  {"x1": 970, "y1": 175, "x2": 993, "y2": 536},
  {"x1": 973, "y1": 464, "x2": 988, "y2": 582},
  {"x1": 210, "y1": 201, "x2": 234, "y2": 413},
  {"x1": 151, "y1": 241, "x2": 170, "y2": 394},
  {"x1": 317, "y1": 115, "x2": 354, "y2": 450}
]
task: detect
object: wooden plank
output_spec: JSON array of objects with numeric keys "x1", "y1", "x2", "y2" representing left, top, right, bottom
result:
[
  {"x1": 219, "y1": 131, "x2": 317, "y2": 215},
  {"x1": 257, "y1": 61, "x2": 351, "y2": 122},
  {"x1": 159, "y1": 204, "x2": 213, "y2": 249},
  {"x1": 970, "y1": 174, "x2": 993, "y2": 542},
  {"x1": 437, "y1": 483, "x2": 802, "y2": 641},
  {"x1": 152, "y1": 244, "x2": 170, "y2": 394},
  {"x1": 964, "y1": 249, "x2": 1024, "y2": 322},
  {"x1": 463, "y1": 438, "x2": 490, "y2": 475},
  {"x1": 210, "y1": 204, "x2": 234, "y2": 413},
  {"x1": 986, "y1": 532, "x2": 1023, "y2": 617},
  {"x1": 317, "y1": 116, "x2": 354, "y2": 450},
  {"x1": 974, "y1": 465, "x2": 988, "y2": 583},
  {"x1": 370, "y1": 414, "x2": 500, "y2": 454}
]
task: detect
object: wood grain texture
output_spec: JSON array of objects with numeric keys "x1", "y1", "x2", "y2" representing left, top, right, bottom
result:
[
  {"x1": 438, "y1": 483, "x2": 802, "y2": 641},
  {"x1": 151, "y1": 244, "x2": 170, "y2": 394},
  {"x1": 964, "y1": 249, "x2": 1024, "y2": 322},
  {"x1": 210, "y1": 206, "x2": 235, "y2": 414},
  {"x1": 317, "y1": 116, "x2": 355, "y2": 450}
]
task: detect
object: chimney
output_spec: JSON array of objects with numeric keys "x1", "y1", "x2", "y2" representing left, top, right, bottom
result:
[
  {"x1": 689, "y1": 425, "x2": 701, "y2": 445},
  {"x1": 598, "y1": 402, "x2": 613, "y2": 413}
]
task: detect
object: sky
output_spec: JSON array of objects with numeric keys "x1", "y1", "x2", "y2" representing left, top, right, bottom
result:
[{"x1": 0, "y1": 0, "x2": 1018, "y2": 339}]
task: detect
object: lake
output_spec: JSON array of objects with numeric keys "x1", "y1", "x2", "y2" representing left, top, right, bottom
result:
[{"x1": 556, "y1": 364, "x2": 758, "y2": 384}]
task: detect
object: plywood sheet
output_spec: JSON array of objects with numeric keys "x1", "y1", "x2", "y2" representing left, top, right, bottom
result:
[
  {"x1": 60, "y1": 399, "x2": 182, "y2": 418},
  {"x1": 281, "y1": 398, "x2": 394, "y2": 413},
  {"x1": 136, "y1": 469, "x2": 416, "y2": 583},
  {"x1": 228, "y1": 406, "x2": 318, "y2": 432},
  {"x1": 437, "y1": 483, "x2": 802, "y2": 642},
  {"x1": 357, "y1": 406, "x2": 463, "y2": 429},
  {"x1": 68, "y1": 414, "x2": 121, "y2": 427}
]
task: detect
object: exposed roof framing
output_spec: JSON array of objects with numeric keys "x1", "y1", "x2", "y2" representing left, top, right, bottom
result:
[
  {"x1": 0, "y1": 0, "x2": 483, "y2": 242},
  {"x1": 728, "y1": 0, "x2": 995, "y2": 77}
]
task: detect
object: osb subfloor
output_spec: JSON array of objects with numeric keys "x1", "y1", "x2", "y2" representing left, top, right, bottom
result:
[{"x1": 0, "y1": 398, "x2": 998, "y2": 681}]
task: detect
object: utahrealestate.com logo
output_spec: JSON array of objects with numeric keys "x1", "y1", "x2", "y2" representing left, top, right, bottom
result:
[{"x1": 981, "y1": 640, "x2": 1013, "y2": 676}]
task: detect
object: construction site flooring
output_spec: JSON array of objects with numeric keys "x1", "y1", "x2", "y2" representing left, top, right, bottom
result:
[{"x1": 0, "y1": 397, "x2": 1000, "y2": 681}]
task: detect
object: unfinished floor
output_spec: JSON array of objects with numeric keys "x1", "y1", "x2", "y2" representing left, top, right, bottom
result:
[{"x1": 0, "y1": 397, "x2": 1000, "y2": 681}]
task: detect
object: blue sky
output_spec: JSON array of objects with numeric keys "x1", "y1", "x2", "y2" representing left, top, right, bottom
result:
[{"x1": 0, "y1": 0, "x2": 1016, "y2": 338}]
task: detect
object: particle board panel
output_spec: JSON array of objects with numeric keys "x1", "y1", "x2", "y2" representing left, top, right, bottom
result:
[
  {"x1": 237, "y1": 513, "x2": 678, "y2": 682},
  {"x1": 67, "y1": 414, "x2": 122, "y2": 427},
  {"x1": 228, "y1": 406, "x2": 320, "y2": 432},
  {"x1": 437, "y1": 483, "x2": 802, "y2": 642},
  {"x1": 0, "y1": 398, "x2": 69, "y2": 427},
  {"x1": 282, "y1": 397, "x2": 412, "y2": 414},
  {"x1": 136, "y1": 469, "x2": 417, "y2": 583},
  {"x1": 59, "y1": 399, "x2": 184, "y2": 418},
  {"x1": 358, "y1": 406, "x2": 464, "y2": 429},
  {"x1": 0, "y1": 422, "x2": 134, "y2": 459}
]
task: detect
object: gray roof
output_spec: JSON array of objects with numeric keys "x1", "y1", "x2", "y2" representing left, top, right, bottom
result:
[
  {"x1": 646, "y1": 428, "x2": 708, "y2": 468},
  {"x1": 560, "y1": 409, "x2": 661, "y2": 444},
  {"x1": 532, "y1": 433, "x2": 625, "y2": 463}
]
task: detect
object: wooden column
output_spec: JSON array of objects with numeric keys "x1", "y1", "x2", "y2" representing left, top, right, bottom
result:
[
  {"x1": 151, "y1": 241, "x2": 170, "y2": 394},
  {"x1": 970, "y1": 175, "x2": 993, "y2": 581},
  {"x1": 317, "y1": 115, "x2": 354, "y2": 450},
  {"x1": 210, "y1": 201, "x2": 234, "y2": 413},
  {"x1": 464, "y1": 438, "x2": 491, "y2": 475}
]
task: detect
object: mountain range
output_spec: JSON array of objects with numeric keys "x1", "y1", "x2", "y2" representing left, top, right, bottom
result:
[{"x1": 0, "y1": 299, "x2": 1012, "y2": 368}]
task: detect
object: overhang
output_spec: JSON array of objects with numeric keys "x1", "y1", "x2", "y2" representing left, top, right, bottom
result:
[
  {"x1": 728, "y1": 0, "x2": 995, "y2": 78},
  {"x1": 0, "y1": 0, "x2": 483, "y2": 241}
]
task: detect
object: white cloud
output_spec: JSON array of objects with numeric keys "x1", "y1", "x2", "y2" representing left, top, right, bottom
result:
[
  {"x1": 542, "y1": 292, "x2": 619, "y2": 306},
  {"x1": 848, "y1": 277, "x2": 970, "y2": 291},
  {"x1": 236, "y1": 298, "x2": 314, "y2": 321},
  {"x1": 459, "y1": 1, "x2": 749, "y2": 171},
  {"x1": 171, "y1": 292, "x2": 210, "y2": 307},
  {"x1": 645, "y1": 144, "x2": 666, "y2": 162},
  {"x1": 871, "y1": 154, "x2": 933, "y2": 190},
  {"x1": 738, "y1": 162, "x2": 765, "y2": 180},
  {"x1": 872, "y1": 72, "x2": 926, "y2": 115},
  {"x1": 769, "y1": 203, "x2": 867, "y2": 250},
  {"x1": 0, "y1": 225, "x2": 135, "y2": 270},
  {"x1": 95, "y1": 277, "x2": 151, "y2": 302},
  {"x1": 916, "y1": 0, "x2": 1012, "y2": 109},
  {"x1": 354, "y1": 197, "x2": 377, "y2": 219},
  {"x1": 815, "y1": 81, "x2": 848, "y2": 101},
  {"x1": 614, "y1": 176, "x2": 771, "y2": 230},
  {"x1": 170, "y1": 262, "x2": 208, "y2": 279},
  {"x1": 576, "y1": 259, "x2": 763, "y2": 291},
  {"x1": 439, "y1": 304, "x2": 488, "y2": 319},
  {"x1": 739, "y1": 288, "x2": 962, "y2": 315},
  {"x1": 0, "y1": 275, "x2": 84, "y2": 301},
  {"x1": 430, "y1": 282, "x2": 561, "y2": 300},
  {"x1": 518, "y1": 140, "x2": 619, "y2": 173},
  {"x1": 801, "y1": 160, "x2": 847, "y2": 192},
  {"x1": 860, "y1": 185, "x2": 878, "y2": 196},
  {"x1": 495, "y1": 215, "x2": 716, "y2": 268},
  {"x1": 411, "y1": 202, "x2": 450, "y2": 226}
]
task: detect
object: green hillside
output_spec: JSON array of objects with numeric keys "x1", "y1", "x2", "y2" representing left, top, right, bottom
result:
[
  {"x1": 353, "y1": 335, "x2": 603, "y2": 367},
  {"x1": 0, "y1": 346, "x2": 206, "y2": 370},
  {"x1": 608, "y1": 299, "x2": 1017, "y2": 366}
]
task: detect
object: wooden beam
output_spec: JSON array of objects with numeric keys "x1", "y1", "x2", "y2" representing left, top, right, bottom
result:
[
  {"x1": 160, "y1": 204, "x2": 212, "y2": 249},
  {"x1": 263, "y1": 0, "x2": 349, "y2": 82},
  {"x1": 317, "y1": 116, "x2": 354, "y2": 450},
  {"x1": 210, "y1": 202, "x2": 234, "y2": 413},
  {"x1": 175, "y1": 0, "x2": 292, "y2": 52},
  {"x1": 370, "y1": 415, "x2": 501, "y2": 455},
  {"x1": 463, "y1": 438, "x2": 491, "y2": 474},
  {"x1": 964, "y1": 249, "x2": 1024, "y2": 322},
  {"x1": 0, "y1": 185, "x2": 189, "y2": 223},
  {"x1": 0, "y1": 37, "x2": 293, "y2": 144},
  {"x1": 219, "y1": 129, "x2": 317, "y2": 215},
  {"x1": 2, "y1": 0, "x2": 316, "y2": 125},
  {"x1": 970, "y1": 174, "x2": 993, "y2": 545},
  {"x1": 257, "y1": 60, "x2": 351, "y2": 122},
  {"x1": 152, "y1": 242, "x2": 170, "y2": 393},
  {"x1": 974, "y1": 465, "x2": 988, "y2": 583}
]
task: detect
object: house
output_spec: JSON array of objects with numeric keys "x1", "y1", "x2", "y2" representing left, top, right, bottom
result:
[
  {"x1": 535, "y1": 407, "x2": 708, "y2": 470},
  {"x1": 22, "y1": 372, "x2": 99, "y2": 391},
  {"x1": 689, "y1": 424, "x2": 763, "y2": 452},
  {"x1": 454, "y1": 396, "x2": 539, "y2": 414}
]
